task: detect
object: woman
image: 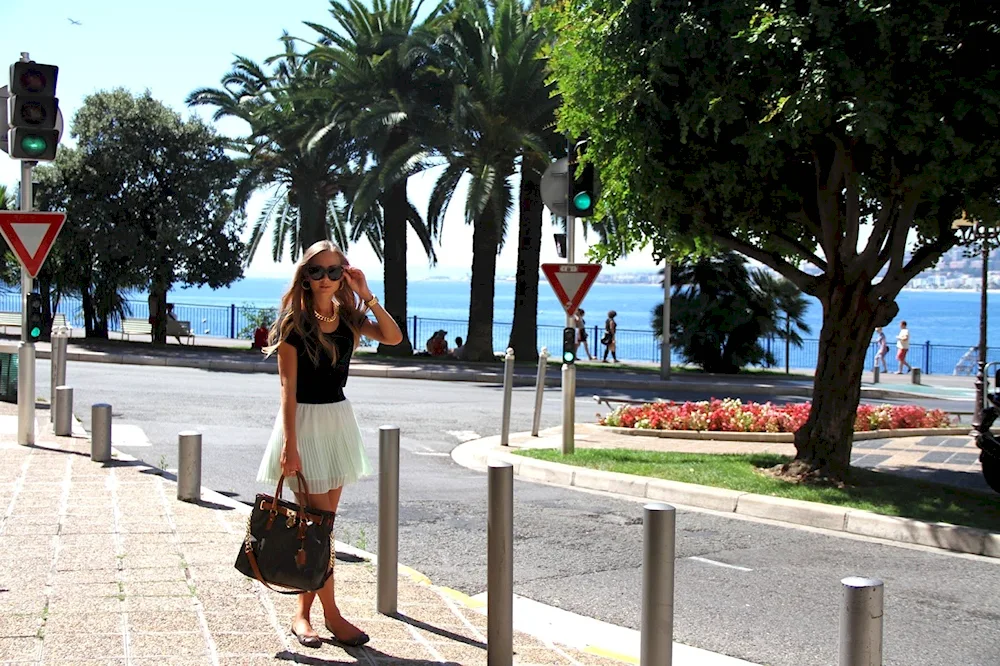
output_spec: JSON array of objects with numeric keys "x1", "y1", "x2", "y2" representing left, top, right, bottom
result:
[
  {"x1": 257, "y1": 240, "x2": 402, "y2": 648},
  {"x1": 873, "y1": 327, "x2": 888, "y2": 373},
  {"x1": 602, "y1": 310, "x2": 618, "y2": 363},
  {"x1": 575, "y1": 309, "x2": 594, "y2": 361}
]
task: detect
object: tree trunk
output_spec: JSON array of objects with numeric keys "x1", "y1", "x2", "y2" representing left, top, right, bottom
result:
[
  {"x1": 465, "y1": 206, "x2": 500, "y2": 362},
  {"x1": 296, "y1": 185, "x2": 329, "y2": 253},
  {"x1": 149, "y1": 280, "x2": 168, "y2": 345},
  {"x1": 378, "y1": 130, "x2": 413, "y2": 356},
  {"x1": 81, "y1": 289, "x2": 95, "y2": 338},
  {"x1": 788, "y1": 281, "x2": 878, "y2": 481},
  {"x1": 508, "y1": 157, "x2": 544, "y2": 362}
]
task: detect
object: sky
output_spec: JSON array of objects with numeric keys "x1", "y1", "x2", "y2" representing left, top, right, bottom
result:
[{"x1": 1, "y1": 0, "x2": 658, "y2": 281}]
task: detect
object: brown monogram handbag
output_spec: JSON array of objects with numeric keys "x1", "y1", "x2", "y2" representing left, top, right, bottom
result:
[{"x1": 234, "y1": 473, "x2": 336, "y2": 594}]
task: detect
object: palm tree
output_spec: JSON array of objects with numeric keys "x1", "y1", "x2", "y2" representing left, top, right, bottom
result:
[
  {"x1": 187, "y1": 37, "x2": 371, "y2": 264},
  {"x1": 304, "y1": 0, "x2": 446, "y2": 356}
]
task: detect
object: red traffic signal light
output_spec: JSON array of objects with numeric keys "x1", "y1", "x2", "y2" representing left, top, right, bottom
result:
[{"x1": 11, "y1": 63, "x2": 58, "y2": 96}]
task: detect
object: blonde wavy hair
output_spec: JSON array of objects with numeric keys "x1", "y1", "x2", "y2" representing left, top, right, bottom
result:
[{"x1": 263, "y1": 240, "x2": 367, "y2": 366}]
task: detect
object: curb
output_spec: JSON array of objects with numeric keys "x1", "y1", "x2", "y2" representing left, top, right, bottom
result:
[
  {"x1": 599, "y1": 425, "x2": 972, "y2": 443},
  {"x1": 37, "y1": 346, "x2": 968, "y2": 401},
  {"x1": 454, "y1": 433, "x2": 1000, "y2": 560}
]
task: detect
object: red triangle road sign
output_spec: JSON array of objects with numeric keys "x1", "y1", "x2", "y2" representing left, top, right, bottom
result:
[
  {"x1": 0, "y1": 211, "x2": 67, "y2": 278},
  {"x1": 542, "y1": 263, "x2": 602, "y2": 316}
]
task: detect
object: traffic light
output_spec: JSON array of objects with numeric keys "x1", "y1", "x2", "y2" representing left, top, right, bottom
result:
[
  {"x1": 568, "y1": 141, "x2": 599, "y2": 218},
  {"x1": 562, "y1": 326, "x2": 577, "y2": 364},
  {"x1": 8, "y1": 61, "x2": 60, "y2": 161},
  {"x1": 25, "y1": 293, "x2": 43, "y2": 342}
]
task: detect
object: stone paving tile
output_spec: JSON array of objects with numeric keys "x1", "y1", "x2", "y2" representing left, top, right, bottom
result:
[
  {"x1": 0, "y1": 637, "x2": 41, "y2": 662},
  {"x1": 919, "y1": 450, "x2": 954, "y2": 464},
  {"x1": 212, "y1": 631, "x2": 287, "y2": 655},
  {"x1": 0, "y1": 613, "x2": 40, "y2": 637},
  {"x1": 127, "y1": 631, "x2": 210, "y2": 658},
  {"x1": 123, "y1": 580, "x2": 193, "y2": 597},
  {"x1": 126, "y1": 610, "x2": 202, "y2": 633},
  {"x1": 43, "y1": 612, "x2": 124, "y2": 634},
  {"x1": 202, "y1": 610, "x2": 271, "y2": 634},
  {"x1": 121, "y1": 595, "x2": 195, "y2": 613},
  {"x1": 40, "y1": 633, "x2": 124, "y2": 660},
  {"x1": 950, "y1": 452, "x2": 981, "y2": 465}
]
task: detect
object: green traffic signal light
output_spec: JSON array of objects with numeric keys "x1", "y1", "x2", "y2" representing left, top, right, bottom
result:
[
  {"x1": 29, "y1": 326, "x2": 41, "y2": 339},
  {"x1": 19, "y1": 135, "x2": 49, "y2": 157},
  {"x1": 573, "y1": 192, "x2": 593, "y2": 211}
]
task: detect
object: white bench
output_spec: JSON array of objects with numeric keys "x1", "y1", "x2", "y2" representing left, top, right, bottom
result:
[
  {"x1": 0, "y1": 311, "x2": 71, "y2": 335},
  {"x1": 121, "y1": 318, "x2": 152, "y2": 341}
]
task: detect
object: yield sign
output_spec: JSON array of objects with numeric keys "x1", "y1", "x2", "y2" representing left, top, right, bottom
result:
[
  {"x1": 0, "y1": 211, "x2": 67, "y2": 278},
  {"x1": 542, "y1": 263, "x2": 602, "y2": 316}
]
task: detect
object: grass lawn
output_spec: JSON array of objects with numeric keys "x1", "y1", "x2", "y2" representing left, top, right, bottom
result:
[{"x1": 514, "y1": 448, "x2": 1000, "y2": 532}]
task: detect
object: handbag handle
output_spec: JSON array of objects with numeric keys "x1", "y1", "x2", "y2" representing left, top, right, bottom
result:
[{"x1": 270, "y1": 472, "x2": 312, "y2": 523}]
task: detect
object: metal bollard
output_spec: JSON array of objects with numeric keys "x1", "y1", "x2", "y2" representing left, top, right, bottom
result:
[
  {"x1": 561, "y1": 363, "x2": 575, "y2": 455},
  {"x1": 641, "y1": 503, "x2": 676, "y2": 666},
  {"x1": 488, "y1": 462, "x2": 513, "y2": 666},
  {"x1": 50, "y1": 329, "x2": 68, "y2": 422},
  {"x1": 531, "y1": 347, "x2": 550, "y2": 437},
  {"x1": 911, "y1": 367, "x2": 921, "y2": 385},
  {"x1": 17, "y1": 341, "x2": 35, "y2": 446},
  {"x1": 839, "y1": 577, "x2": 884, "y2": 666},
  {"x1": 872, "y1": 367, "x2": 879, "y2": 384},
  {"x1": 500, "y1": 348, "x2": 515, "y2": 446},
  {"x1": 91, "y1": 403, "x2": 112, "y2": 462},
  {"x1": 377, "y1": 425, "x2": 400, "y2": 615},
  {"x1": 177, "y1": 431, "x2": 202, "y2": 502},
  {"x1": 54, "y1": 386, "x2": 72, "y2": 436}
]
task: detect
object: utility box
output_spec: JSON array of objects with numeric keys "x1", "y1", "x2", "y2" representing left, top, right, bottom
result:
[{"x1": 0, "y1": 351, "x2": 18, "y2": 403}]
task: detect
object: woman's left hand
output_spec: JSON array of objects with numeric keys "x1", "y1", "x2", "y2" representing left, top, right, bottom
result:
[{"x1": 344, "y1": 266, "x2": 372, "y2": 301}]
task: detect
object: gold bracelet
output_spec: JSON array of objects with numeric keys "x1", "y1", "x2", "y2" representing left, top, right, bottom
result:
[{"x1": 365, "y1": 295, "x2": 379, "y2": 308}]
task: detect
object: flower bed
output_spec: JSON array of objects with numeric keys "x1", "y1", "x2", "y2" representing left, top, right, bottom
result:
[{"x1": 599, "y1": 398, "x2": 952, "y2": 433}]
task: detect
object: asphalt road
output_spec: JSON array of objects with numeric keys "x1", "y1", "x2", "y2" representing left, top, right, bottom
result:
[{"x1": 35, "y1": 360, "x2": 1000, "y2": 666}]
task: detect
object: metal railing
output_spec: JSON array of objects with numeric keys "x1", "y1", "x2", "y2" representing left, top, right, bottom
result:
[{"x1": 0, "y1": 291, "x2": 992, "y2": 374}]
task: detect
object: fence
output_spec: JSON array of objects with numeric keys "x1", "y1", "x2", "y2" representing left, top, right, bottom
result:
[{"x1": 0, "y1": 291, "x2": 992, "y2": 375}]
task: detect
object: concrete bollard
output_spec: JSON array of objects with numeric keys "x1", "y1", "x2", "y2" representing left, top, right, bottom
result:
[
  {"x1": 488, "y1": 462, "x2": 513, "y2": 666},
  {"x1": 561, "y1": 363, "x2": 575, "y2": 455},
  {"x1": 377, "y1": 425, "x2": 400, "y2": 616},
  {"x1": 54, "y1": 386, "x2": 72, "y2": 436},
  {"x1": 839, "y1": 577, "x2": 884, "y2": 666},
  {"x1": 91, "y1": 403, "x2": 112, "y2": 462},
  {"x1": 500, "y1": 348, "x2": 515, "y2": 447},
  {"x1": 640, "y1": 503, "x2": 676, "y2": 666},
  {"x1": 531, "y1": 347, "x2": 550, "y2": 437},
  {"x1": 872, "y1": 367, "x2": 880, "y2": 384},
  {"x1": 50, "y1": 329, "x2": 68, "y2": 422},
  {"x1": 177, "y1": 431, "x2": 202, "y2": 502},
  {"x1": 911, "y1": 368, "x2": 921, "y2": 385}
]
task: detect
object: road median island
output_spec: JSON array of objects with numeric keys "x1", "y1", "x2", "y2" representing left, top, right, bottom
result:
[{"x1": 508, "y1": 447, "x2": 1000, "y2": 543}]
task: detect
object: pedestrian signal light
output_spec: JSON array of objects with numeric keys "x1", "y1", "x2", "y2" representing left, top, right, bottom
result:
[
  {"x1": 568, "y1": 139, "x2": 599, "y2": 218},
  {"x1": 562, "y1": 327, "x2": 577, "y2": 364},
  {"x1": 25, "y1": 293, "x2": 43, "y2": 342}
]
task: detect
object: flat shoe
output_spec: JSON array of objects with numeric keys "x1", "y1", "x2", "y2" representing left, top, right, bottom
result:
[
  {"x1": 326, "y1": 623, "x2": 370, "y2": 647},
  {"x1": 291, "y1": 626, "x2": 322, "y2": 648}
]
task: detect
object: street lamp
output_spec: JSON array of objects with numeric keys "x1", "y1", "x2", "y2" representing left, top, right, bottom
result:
[{"x1": 951, "y1": 212, "x2": 1000, "y2": 428}]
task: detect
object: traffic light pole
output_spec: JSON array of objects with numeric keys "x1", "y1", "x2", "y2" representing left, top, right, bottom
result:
[
  {"x1": 562, "y1": 138, "x2": 577, "y2": 455},
  {"x1": 18, "y1": 158, "x2": 36, "y2": 446}
]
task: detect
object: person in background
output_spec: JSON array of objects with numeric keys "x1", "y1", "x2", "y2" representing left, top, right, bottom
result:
[
  {"x1": 602, "y1": 310, "x2": 618, "y2": 363},
  {"x1": 575, "y1": 309, "x2": 594, "y2": 361},
  {"x1": 252, "y1": 323, "x2": 269, "y2": 351},
  {"x1": 452, "y1": 336, "x2": 466, "y2": 360},
  {"x1": 873, "y1": 327, "x2": 888, "y2": 373},
  {"x1": 896, "y1": 320, "x2": 912, "y2": 374},
  {"x1": 426, "y1": 330, "x2": 449, "y2": 356}
]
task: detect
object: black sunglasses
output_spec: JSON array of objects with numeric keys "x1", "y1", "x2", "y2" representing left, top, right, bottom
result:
[{"x1": 305, "y1": 263, "x2": 344, "y2": 281}]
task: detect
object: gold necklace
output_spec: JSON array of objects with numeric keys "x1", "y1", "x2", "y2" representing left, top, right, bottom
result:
[{"x1": 313, "y1": 302, "x2": 340, "y2": 323}]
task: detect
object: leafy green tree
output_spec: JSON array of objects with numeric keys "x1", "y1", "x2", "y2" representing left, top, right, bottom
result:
[
  {"x1": 544, "y1": 0, "x2": 1000, "y2": 480},
  {"x1": 35, "y1": 90, "x2": 244, "y2": 342},
  {"x1": 652, "y1": 253, "x2": 810, "y2": 373},
  {"x1": 304, "y1": 0, "x2": 446, "y2": 356},
  {"x1": 238, "y1": 305, "x2": 278, "y2": 339}
]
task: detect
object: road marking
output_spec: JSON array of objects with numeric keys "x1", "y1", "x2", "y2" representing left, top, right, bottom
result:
[
  {"x1": 111, "y1": 423, "x2": 152, "y2": 447},
  {"x1": 412, "y1": 451, "x2": 450, "y2": 457},
  {"x1": 445, "y1": 430, "x2": 481, "y2": 442},
  {"x1": 688, "y1": 556, "x2": 753, "y2": 572}
]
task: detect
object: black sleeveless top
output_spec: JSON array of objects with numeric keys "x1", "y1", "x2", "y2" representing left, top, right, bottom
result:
[{"x1": 283, "y1": 320, "x2": 354, "y2": 404}]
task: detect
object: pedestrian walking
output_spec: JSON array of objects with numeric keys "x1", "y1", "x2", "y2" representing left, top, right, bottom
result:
[
  {"x1": 896, "y1": 320, "x2": 912, "y2": 374},
  {"x1": 256, "y1": 240, "x2": 402, "y2": 648},
  {"x1": 602, "y1": 310, "x2": 618, "y2": 363},
  {"x1": 575, "y1": 308, "x2": 594, "y2": 360},
  {"x1": 873, "y1": 327, "x2": 888, "y2": 372}
]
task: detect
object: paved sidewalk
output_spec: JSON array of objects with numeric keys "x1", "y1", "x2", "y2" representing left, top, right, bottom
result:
[{"x1": 0, "y1": 403, "x2": 756, "y2": 665}]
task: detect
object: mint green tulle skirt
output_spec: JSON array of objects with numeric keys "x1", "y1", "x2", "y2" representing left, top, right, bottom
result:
[{"x1": 256, "y1": 399, "x2": 372, "y2": 495}]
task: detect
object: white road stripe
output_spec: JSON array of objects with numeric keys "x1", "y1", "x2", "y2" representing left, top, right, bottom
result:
[
  {"x1": 445, "y1": 430, "x2": 481, "y2": 442},
  {"x1": 412, "y1": 451, "x2": 451, "y2": 457},
  {"x1": 688, "y1": 556, "x2": 753, "y2": 572}
]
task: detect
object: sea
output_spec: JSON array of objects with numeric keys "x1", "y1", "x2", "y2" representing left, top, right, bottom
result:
[{"x1": 160, "y1": 277, "x2": 1000, "y2": 350}]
